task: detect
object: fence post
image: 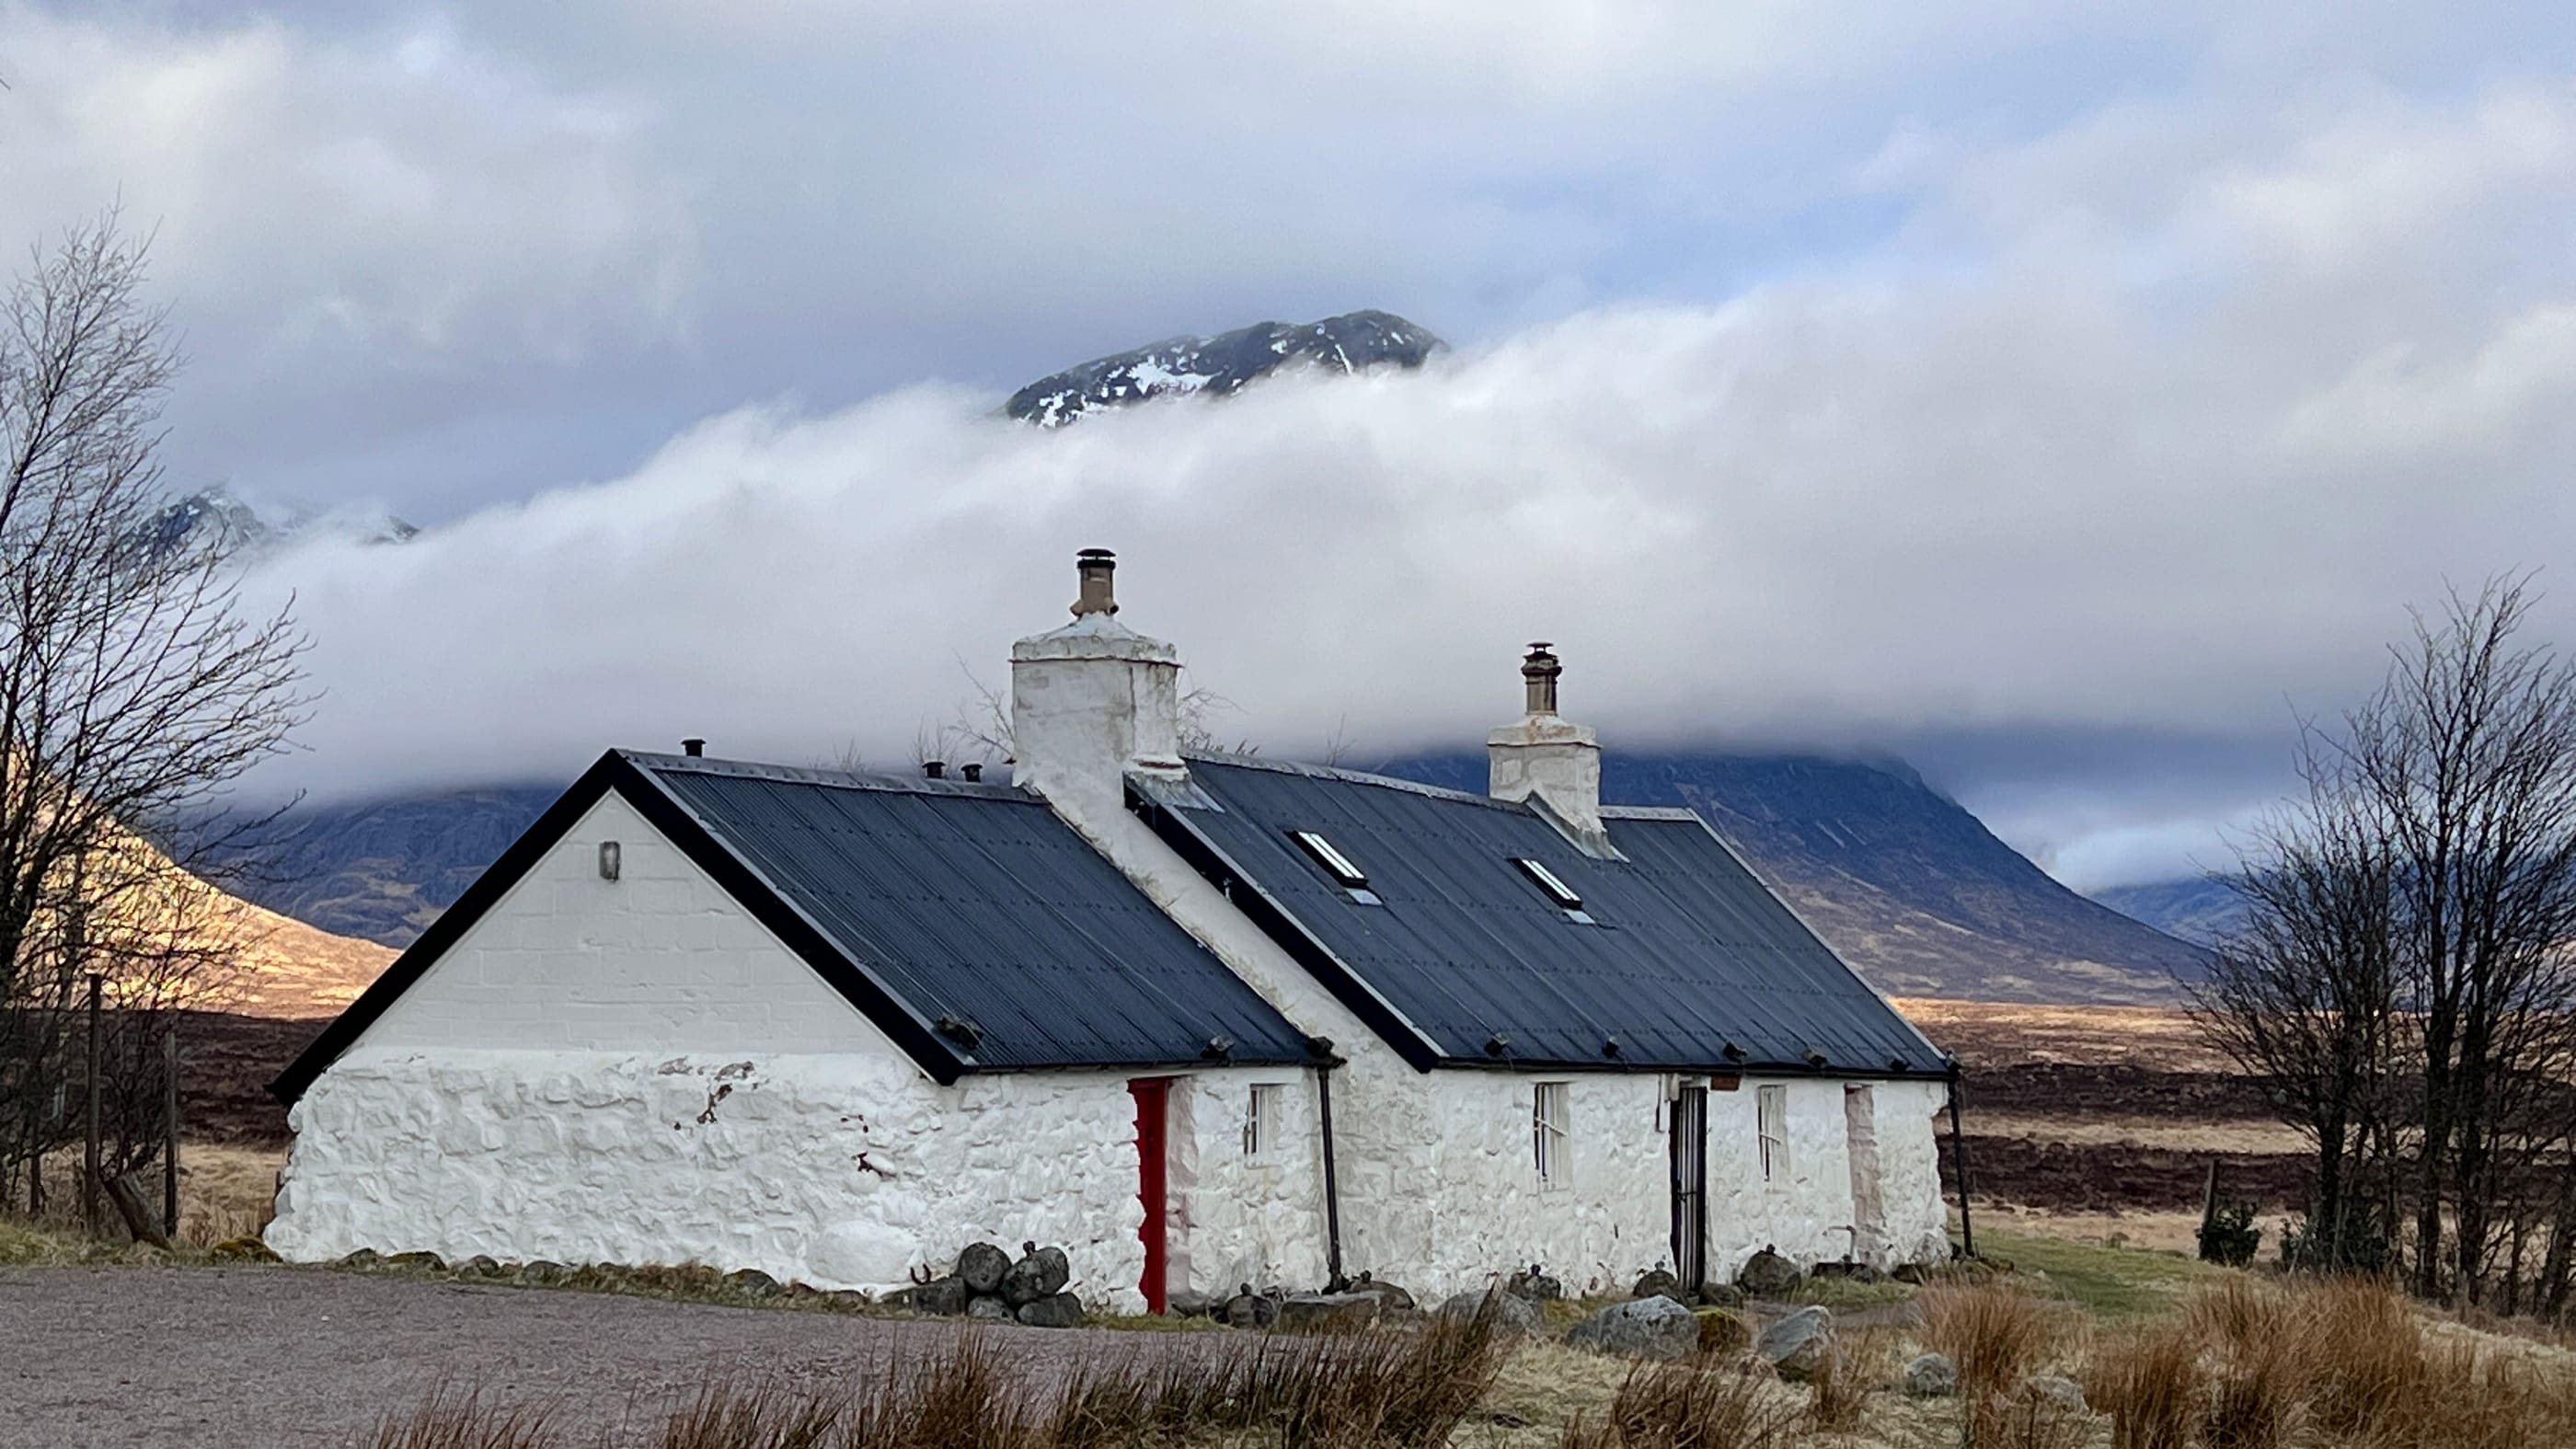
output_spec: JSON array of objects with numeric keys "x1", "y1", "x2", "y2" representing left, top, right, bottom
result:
[
  {"x1": 163, "y1": 1027, "x2": 180, "y2": 1238},
  {"x1": 1947, "y1": 1065, "x2": 1976, "y2": 1259},
  {"x1": 83, "y1": 972, "x2": 101, "y2": 1238}
]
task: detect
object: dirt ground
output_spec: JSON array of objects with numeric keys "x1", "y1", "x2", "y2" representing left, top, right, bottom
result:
[{"x1": 0, "y1": 1265, "x2": 1204, "y2": 1448}]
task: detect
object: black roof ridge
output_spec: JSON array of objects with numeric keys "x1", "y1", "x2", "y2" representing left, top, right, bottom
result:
[
  {"x1": 1181, "y1": 751, "x2": 1527, "y2": 812},
  {"x1": 619, "y1": 750, "x2": 1024, "y2": 800}
]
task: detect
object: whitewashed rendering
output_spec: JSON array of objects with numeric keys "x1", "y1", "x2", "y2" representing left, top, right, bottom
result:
[{"x1": 269, "y1": 549, "x2": 1957, "y2": 1310}]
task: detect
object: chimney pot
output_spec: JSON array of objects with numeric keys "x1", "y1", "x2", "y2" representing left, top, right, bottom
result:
[
  {"x1": 1071, "y1": 547, "x2": 1119, "y2": 617},
  {"x1": 960, "y1": 763, "x2": 983, "y2": 783},
  {"x1": 924, "y1": 760, "x2": 945, "y2": 779},
  {"x1": 681, "y1": 738, "x2": 705, "y2": 757},
  {"x1": 1521, "y1": 643, "x2": 1561, "y2": 718}
]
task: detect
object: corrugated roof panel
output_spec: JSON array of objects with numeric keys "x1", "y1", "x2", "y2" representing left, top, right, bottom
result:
[
  {"x1": 1163, "y1": 757, "x2": 1942, "y2": 1075},
  {"x1": 641, "y1": 760, "x2": 1313, "y2": 1071}
]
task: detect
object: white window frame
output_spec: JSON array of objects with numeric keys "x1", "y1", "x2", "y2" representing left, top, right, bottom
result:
[
  {"x1": 1757, "y1": 1084, "x2": 1789, "y2": 1182},
  {"x1": 1533, "y1": 1082, "x2": 1571, "y2": 1189},
  {"x1": 1244, "y1": 1082, "x2": 1285, "y2": 1161}
]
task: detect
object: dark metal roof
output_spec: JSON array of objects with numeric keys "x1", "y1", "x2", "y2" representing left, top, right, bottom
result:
[
  {"x1": 1134, "y1": 756, "x2": 1945, "y2": 1077},
  {"x1": 638, "y1": 755, "x2": 1314, "y2": 1073},
  {"x1": 273, "y1": 750, "x2": 1313, "y2": 1102}
]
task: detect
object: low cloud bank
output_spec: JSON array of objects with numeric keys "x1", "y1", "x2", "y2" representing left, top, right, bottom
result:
[{"x1": 201, "y1": 64, "x2": 2576, "y2": 887}]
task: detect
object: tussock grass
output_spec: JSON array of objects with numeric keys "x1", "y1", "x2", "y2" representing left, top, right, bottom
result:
[
  {"x1": 1557, "y1": 1353, "x2": 1801, "y2": 1449},
  {"x1": 1919, "y1": 1282, "x2": 2079, "y2": 1400},
  {"x1": 364, "y1": 1387, "x2": 557, "y2": 1449},
  {"x1": 2084, "y1": 1320, "x2": 2199, "y2": 1449},
  {"x1": 373, "y1": 1299, "x2": 1511, "y2": 1449},
  {"x1": 1805, "y1": 1327, "x2": 1892, "y2": 1436}
]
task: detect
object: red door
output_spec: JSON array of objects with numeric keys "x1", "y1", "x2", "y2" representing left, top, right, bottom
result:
[{"x1": 1129, "y1": 1078, "x2": 1170, "y2": 1313}]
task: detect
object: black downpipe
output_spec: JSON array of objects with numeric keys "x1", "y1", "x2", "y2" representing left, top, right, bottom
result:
[
  {"x1": 1315, "y1": 1052, "x2": 1348, "y2": 1291},
  {"x1": 1946, "y1": 1063, "x2": 1977, "y2": 1259}
]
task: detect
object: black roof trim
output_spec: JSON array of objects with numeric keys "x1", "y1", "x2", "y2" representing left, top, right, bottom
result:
[
  {"x1": 1128, "y1": 777, "x2": 1444, "y2": 1073},
  {"x1": 269, "y1": 751, "x2": 979, "y2": 1104},
  {"x1": 1180, "y1": 750, "x2": 1521, "y2": 810},
  {"x1": 619, "y1": 751, "x2": 1022, "y2": 799}
]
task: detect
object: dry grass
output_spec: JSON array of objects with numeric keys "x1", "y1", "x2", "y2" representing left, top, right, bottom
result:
[
  {"x1": 1557, "y1": 1353, "x2": 1803, "y2": 1449},
  {"x1": 1919, "y1": 1282, "x2": 2080, "y2": 1401},
  {"x1": 370, "y1": 1303, "x2": 1512, "y2": 1449},
  {"x1": 9, "y1": 1139, "x2": 282, "y2": 1252},
  {"x1": 365, "y1": 1386, "x2": 558, "y2": 1449},
  {"x1": 1966, "y1": 1114, "x2": 2306, "y2": 1156},
  {"x1": 2085, "y1": 1320, "x2": 2199, "y2": 1449},
  {"x1": 177, "y1": 1140, "x2": 282, "y2": 1243},
  {"x1": 1806, "y1": 1327, "x2": 1893, "y2": 1436},
  {"x1": 1889, "y1": 998, "x2": 2234, "y2": 1072}
]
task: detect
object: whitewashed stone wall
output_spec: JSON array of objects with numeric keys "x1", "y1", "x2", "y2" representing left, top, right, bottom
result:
[
  {"x1": 270, "y1": 1047, "x2": 1321, "y2": 1310},
  {"x1": 1023, "y1": 770, "x2": 1955, "y2": 1300},
  {"x1": 267, "y1": 787, "x2": 1329, "y2": 1311},
  {"x1": 1166, "y1": 1072, "x2": 1332, "y2": 1296}
]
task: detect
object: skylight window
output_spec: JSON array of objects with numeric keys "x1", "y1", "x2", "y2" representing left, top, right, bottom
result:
[
  {"x1": 1291, "y1": 830, "x2": 1381, "y2": 903},
  {"x1": 1512, "y1": 857, "x2": 1594, "y2": 923}
]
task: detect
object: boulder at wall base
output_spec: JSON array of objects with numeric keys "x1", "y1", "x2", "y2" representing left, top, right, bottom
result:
[
  {"x1": 1507, "y1": 1265, "x2": 1564, "y2": 1303},
  {"x1": 1340, "y1": 1275, "x2": 1416, "y2": 1311},
  {"x1": 1002, "y1": 1244, "x2": 1072, "y2": 1307},
  {"x1": 966, "y1": 1295, "x2": 1012, "y2": 1322},
  {"x1": 1698, "y1": 1282, "x2": 1748, "y2": 1308},
  {"x1": 1168, "y1": 1289, "x2": 1224, "y2": 1319},
  {"x1": 956, "y1": 1242, "x2": 1011, "y2": 1295},
  {"x1": 1016, "y1": 1292, "x2": 1086, "y2": 1328},
  {"x1": 1632, "y1": 1268, "x2": 1682, "y2": 1303},
  {"x1": 1737, "y1": 1249, "x2": 1801, "y2": 1299},
  {"x1": 1436, "y1": 1290, "x2": 1540, "y2": 1338},
  {"x1": 1565, "y1": 1296, "x2": 1700, "y2": 1361},
  {"x1": 1278, "y1": 1293, "x2": 1386, "y2": 1333},
  {"x1": 1903, "y1": 1352, "x2": 1961, "y2": 1398},
  {"x1": 1695, "y1": 1308, "x2": 1751, "y2": 1355},
  {"x1": 725, "y1": 1269, "x2": 782, "y2": 1297},
  {"x1": 908, "y1": 1274, "x2": 971, "y2": 1317},
  {"x1": 1221, "y1": 1287, "x2": 1281, "y2": 1329},
  {"x1": 1756, "y1": 1306, "x2": 1834, "y2": 1382}
]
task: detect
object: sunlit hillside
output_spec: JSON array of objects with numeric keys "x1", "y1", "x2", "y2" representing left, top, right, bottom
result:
[
  {"x1": 219, "y1": 892, "x2": 397, "y2": 1018},
  {"x1": 40, "y1": 821, "x2": 397, "y2": 1021}
]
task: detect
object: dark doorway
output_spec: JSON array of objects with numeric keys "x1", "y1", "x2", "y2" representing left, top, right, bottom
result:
[
  {"x1": 1669, "y1": 1083, "x2": 1708, "y2": 1292},
  {"x1": 1129, "y1": 1077, "x2": 1172, "y2": 1314}
]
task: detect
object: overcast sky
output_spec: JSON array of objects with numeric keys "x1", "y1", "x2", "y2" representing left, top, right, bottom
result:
[{"x1": 6, "y1": 2, "x2": 2576, "y2": 891}]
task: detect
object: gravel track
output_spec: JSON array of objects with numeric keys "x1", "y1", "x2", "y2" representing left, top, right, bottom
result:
[{"x1": 0, "y1": 1266, "x2": 1200, "y2": 1448}]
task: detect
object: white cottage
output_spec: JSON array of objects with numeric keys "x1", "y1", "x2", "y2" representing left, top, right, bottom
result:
[{"x1": 268, "y1": 549, "x2": 1956, "y2": 1309}]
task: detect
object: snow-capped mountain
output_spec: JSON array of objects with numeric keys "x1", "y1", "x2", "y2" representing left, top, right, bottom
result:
[
  {"x1": 144, "y1": 484, "x2": 418, "y2": 560},
  {"x1": 1005, "y1": 309, "x2": 1444, "y2": 427}
]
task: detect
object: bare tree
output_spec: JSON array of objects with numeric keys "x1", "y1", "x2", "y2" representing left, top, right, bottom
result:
[
  {"x1": 942, "y1": 657, "x2": 1257, "y2": 772},
  {"x1": 2196, "y1": 576, "x2": 2576, "y2": 1307},
  {"x1": 0, "y1": 215, "x2": 309, "y2": 1213},
  {"x1": 2352, "y1": 578, "x2": 2576, "y2": 1303},
  {"x1": 2191, "y1": 755, "x2": 2401, "y2": 1271}
]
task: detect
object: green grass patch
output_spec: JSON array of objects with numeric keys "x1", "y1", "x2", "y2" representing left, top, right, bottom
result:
[{"x1": 1975, "y1": 1225, "x2": 2232, "y2": 1319}]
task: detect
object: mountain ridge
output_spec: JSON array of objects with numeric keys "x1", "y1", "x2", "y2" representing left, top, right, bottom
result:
[{"x1": 1005, "y1": 309, "x2": 1443, "y2": 427}]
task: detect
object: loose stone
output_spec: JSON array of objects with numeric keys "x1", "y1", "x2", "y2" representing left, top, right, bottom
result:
[{"x1": 1566, "y1": 1296, "x2": 1699, "y2": 1360}]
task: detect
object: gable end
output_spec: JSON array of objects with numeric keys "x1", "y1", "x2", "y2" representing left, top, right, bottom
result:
[{"x1": 268, "y1": 752, "x2": 972, "y2": 1104}]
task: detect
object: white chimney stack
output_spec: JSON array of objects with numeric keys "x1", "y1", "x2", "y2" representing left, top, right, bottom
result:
[
  {"x1": 1010, "y1": 549, "x2": 1186, "y2": 828},
  {"x1": 1488, "y1": 642, "x2": 1606, "y2": 847}
]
